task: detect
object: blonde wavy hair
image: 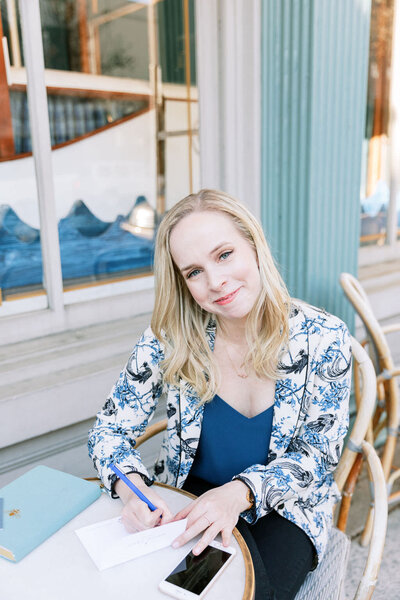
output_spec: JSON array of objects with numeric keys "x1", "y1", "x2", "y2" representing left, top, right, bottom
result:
[{"x1": 151, "y1": 189, "x2": 290, "y2": 403}]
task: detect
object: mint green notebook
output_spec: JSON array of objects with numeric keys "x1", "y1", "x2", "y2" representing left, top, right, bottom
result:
[{"x1": 0, "y1": 465, "x2": 101, "y2": 562}]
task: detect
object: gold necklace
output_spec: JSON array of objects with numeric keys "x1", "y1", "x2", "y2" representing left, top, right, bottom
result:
[{"x1": 223, "y1": 341, "x2": 249, "y2": 379}]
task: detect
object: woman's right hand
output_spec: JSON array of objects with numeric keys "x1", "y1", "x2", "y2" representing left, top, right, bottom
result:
[{"x1": 115, "y1": 473, "x2": 174, "y2": 533}]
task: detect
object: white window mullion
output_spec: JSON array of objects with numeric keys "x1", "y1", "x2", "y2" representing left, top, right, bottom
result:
[
  {"x1": 238, "y1": 0, "x2": 261, "y2": 220},
  {"x1": 18, "y1": 0, "x2": 65, "y2": 317},
  {"x1": 195, "y1": 0, "x2": 261, "y2": 218},
  {"x1": 195, "y1": 0, "x2": 222, "y2": 189}
]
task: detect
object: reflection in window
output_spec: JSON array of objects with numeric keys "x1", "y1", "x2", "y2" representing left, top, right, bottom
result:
[
  {"x1": 0, "y1": 3, "x2": 45, "y2": 307},
  {"x1": 37, "y1": 0, "x2": 195, "y2": 82},
  {"x1": 40, "y1": 0, "x2": 81, "y2": 71},
  {"x1": 360, "y1": 0, "x2": 395, "y2": 246},
  {"x1": 10, "y1": 90, "x2": 149, "y2": 153},
  {"x1": 158, "y1": 0, "x2": 196, "y2": 85},
  {"x1": 0, "y1": 0, "x2": 199, "y2": 306}
]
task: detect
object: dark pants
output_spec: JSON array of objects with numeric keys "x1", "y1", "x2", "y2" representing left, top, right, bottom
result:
[{"x1": 182, "y1": 474, "x2": 315, "y2": 600}]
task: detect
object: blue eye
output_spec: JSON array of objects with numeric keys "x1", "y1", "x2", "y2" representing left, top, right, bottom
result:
[
  {"x1": 187, "y1": 268, "x2": 201, "y2": 279},
  {"x1": 220, "y1": 250, "x2": 232, "y2": 260}
]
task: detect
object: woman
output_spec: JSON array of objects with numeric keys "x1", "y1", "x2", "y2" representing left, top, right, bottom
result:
[{"x1": 88, "y1": 189, "x2": 351, "y2": 600}]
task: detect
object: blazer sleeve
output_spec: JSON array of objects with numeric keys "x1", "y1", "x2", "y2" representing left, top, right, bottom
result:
[
  {"x1": 234, "y1": 321, "x2": 352, "y2": 524},
  {"x1": 88, "y1": 327, "x2": 164, "y2": 496}
]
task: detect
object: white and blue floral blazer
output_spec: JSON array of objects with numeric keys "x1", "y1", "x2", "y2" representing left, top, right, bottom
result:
[{"x1": 88, "y1": 301, "x2": 351, "y2": 563}]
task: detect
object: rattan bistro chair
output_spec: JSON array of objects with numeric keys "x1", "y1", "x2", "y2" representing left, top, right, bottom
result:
[
  {"x1": 340, "y1": 272, "x2": 400, "y2": 543},
  {"x1": 135, "y1": 339, "x2": 387, "y2": 600},
  {"x1": 294, "y1": 338, "x2": 386, "y2": 600}
]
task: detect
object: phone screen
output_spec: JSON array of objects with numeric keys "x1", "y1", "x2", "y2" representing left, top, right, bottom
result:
[{"x1": 165, "y1": 546, "x2": 231, "y2": 595}]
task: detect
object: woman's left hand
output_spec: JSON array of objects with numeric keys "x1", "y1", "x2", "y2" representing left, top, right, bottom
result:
[{"x1": 172, "y1": 480, "x2": 251, "y2": 555}]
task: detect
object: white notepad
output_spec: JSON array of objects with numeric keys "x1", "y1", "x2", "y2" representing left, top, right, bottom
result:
[{"x1": 75, "y1": 516, "x2": 187, "y2": 571}]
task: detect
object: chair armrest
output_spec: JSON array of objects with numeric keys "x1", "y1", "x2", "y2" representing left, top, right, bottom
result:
[
  {"x1": 376, "y1": 367, "x2": 400, "y2": 385},
  {"x1": 354, "y1": 441, "x2": 388, "y2": 600},
  {"x1": 380, "y1": 323, "x2": 400, "y2": 335},
  {"x1": 335, "y1": 338, "x2": 377, "y2": 493},
  {"x1": 135, "y1": 418, "x2": 168, "y2": 448}
]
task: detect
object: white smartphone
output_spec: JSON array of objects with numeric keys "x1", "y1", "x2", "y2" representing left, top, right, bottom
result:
[{"x1": 159, "y1": 540, "x2": 236, "y2": 599}]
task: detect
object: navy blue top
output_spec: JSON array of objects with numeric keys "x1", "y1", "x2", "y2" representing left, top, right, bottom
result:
[{"x1": 190, "y1": 394, "x2": 274, "y2": 486}]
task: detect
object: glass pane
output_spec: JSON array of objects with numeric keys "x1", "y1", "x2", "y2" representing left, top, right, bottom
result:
[
  {"x1": 35, "y1": 0, "x2": 199, "y2": 296},
  {"x1": 0, "y1": 4, "x2": 47, "y2": 315},
  {"x1": 159, "y1": 0, "x2": 199, "y2": 210},
  {"x1": 360, "y1": 0, "x2": 395, "y2": 247},
  {"x1": 157, "y1": 0, "x2": 196, "y2": 85},
  {"x1": 164, "y1": 97, "x2": 200, "y2": 210},
  {"x1": 11, "y1": 89, "x2": 148, "y2": 149},
  {"x1": 39, "y1": 0, "x2": 80, "y2": 71},
  {"x1": 99, "y1": 7, "x2": 150, "y2": 79}
]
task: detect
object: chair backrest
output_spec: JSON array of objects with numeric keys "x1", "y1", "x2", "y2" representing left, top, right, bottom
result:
[
  {"x1": 334, "y1": 337, "x2": 376, "y2": 493},
  {"x1": 340, "y1": 272, "x2": 394, "y2": 373},
  {"x1": 355, "y1": 440, "x2": 388, "y2": 600},
  {"x1": 334, "y1": 340, "x2": 387, "y2": 600},
  {"x1": 340, "y1": 272, "x2": 399, "y2": 480}
]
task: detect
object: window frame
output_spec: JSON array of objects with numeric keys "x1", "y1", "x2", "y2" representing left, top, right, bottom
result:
[
  {"x1": 0, "y1": 0, "x2": 156, "y2": 343},
  {"x1": 1, "y1": 0, "x2": 262, "y2": 345},
  {"x1": 359, "y1": 0, "x2": 400, "y2": 267}
]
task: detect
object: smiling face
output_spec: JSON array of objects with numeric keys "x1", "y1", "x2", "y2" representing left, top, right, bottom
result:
[{"x1": 169, "y1": 210, "x2": 262, "y2": 326}]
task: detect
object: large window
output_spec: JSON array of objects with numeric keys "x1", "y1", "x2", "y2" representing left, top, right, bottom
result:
[
  {"x1": 0, "y1": 0, "x2": 199, "y2": 314},
  {"x1": 360, "y1": 0, "x2": 400, "y2": 254},
  {"x1": 0, "y1": 1, "x2": 47, "y2": 313}
]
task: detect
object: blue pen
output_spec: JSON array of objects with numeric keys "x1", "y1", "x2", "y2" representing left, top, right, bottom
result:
[{"x1": 110, "y1": 463, "x2": 158, "y2": 511}]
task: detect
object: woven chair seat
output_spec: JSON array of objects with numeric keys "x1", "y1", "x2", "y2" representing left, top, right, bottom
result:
[{"x1": 295, "y1": 527, "x2": 351, "y2": 600}]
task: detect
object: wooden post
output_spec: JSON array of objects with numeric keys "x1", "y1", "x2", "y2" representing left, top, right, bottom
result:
[
  {"x1": 0, "y1": 9, "x2": 15, "y2": 157},
  {"x1": 6, "y1": 0, "x2": 21, "y2": 67},
  {"x1": 77, "y1": 0, "x2": 90, "y2": 73},
  {"x1": 148, "y1": 0, "x2": 165, "y2": 215},
  {"x1": 183, "y1": 0, "x2": 193, "y2": 194},
  {"x1": 89, "y1": 0, "x2": 101, "y2": 74}
]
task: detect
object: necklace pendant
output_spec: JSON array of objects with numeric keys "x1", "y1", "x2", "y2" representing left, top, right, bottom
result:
[{"x1": 221, "y1": 335, "x2": 249, "y2": 379}]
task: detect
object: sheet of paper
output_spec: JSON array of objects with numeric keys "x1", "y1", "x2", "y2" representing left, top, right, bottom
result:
[{"x1": 75, "y1": 516, "x2": 187, "y2": 571}]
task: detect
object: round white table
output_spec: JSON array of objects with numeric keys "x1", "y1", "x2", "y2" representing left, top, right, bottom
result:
[{"x1": 0, "y1": 482, "x2": 255, "y2": 600}]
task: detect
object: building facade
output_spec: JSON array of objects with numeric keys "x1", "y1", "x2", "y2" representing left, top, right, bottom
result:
[{"x1": 0, "y1": 0, "x2": 399, "y2": 483}]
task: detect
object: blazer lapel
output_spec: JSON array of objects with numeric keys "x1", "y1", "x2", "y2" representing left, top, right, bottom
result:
[
  {"x1": 268, "y1": 304, "x2": 310, "y2": 461},
  {"x1": 178, "y1": 381, "x2": 204, "y2": 457},
  {"x1": 176, "y1": 312, "x2": 310, "y2": 468}
]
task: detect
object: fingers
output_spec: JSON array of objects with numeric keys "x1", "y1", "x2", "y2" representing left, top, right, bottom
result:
[
  {"x1": 152, "y1": 508, "x2": 164, "y2": 525},
  {"x1": 122, "y1": 519, "x2": 139, "y2": 534},
  {"x1": 158, "y1": 505, "x2": 174, "y2": 525},
  {"x1": 173, "y1": 501, "x2": 196, "y2": 522},
  {"x1": 221, "y1": 528, "x2": 232, "y2": 548},
  {"x1": 120, "y1": 485, "x2": 176, "y2": 532},
  {"x1": 147, "y1": 493, "x2": 174, "y2": 524},
  {"x1": 173, "y1": 519, "x2": 233, "y2": 555},
  {"x1": 172, "y1": 513, "x2": 212, "y2": 549},
  {"x1": 191, "y1": 524, "x2": 233, "y2": 555},
  {"x1": 121, "y1": 500, "x2": 163, "y2": 532},
  {"x1": 121, "y1": 509, "x2": 145, "y2": 532},
  {"x1": 192, "y1": 524, "x2": 220, "y2": 555}
]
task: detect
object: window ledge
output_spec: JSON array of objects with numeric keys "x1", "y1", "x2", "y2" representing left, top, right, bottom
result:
[
  {"x1": 359, "y1": 241, "x2": 400, "y2": 267},
  {"x1": 0, "y1": 275, "x2": 154, "y2": 345}
]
